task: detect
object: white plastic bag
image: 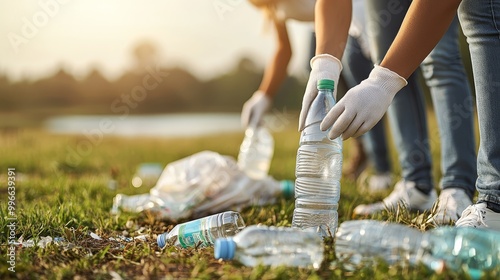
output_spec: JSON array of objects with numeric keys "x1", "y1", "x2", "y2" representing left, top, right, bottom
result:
[{"x1": 112, "y1": 151, "x2": 292, "y2": 220}]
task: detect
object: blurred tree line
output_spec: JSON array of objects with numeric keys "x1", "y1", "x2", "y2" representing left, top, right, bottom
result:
[
  {"x1": 0, "y1": 58, "x2": 305, "y2": 117},
  {"x1": 0, "y1": 40, "x2": 307, "y2": 125}
]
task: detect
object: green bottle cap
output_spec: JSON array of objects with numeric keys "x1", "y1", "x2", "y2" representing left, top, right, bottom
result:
[
  {"x1": 317, "y1": 79, "x2": 335, "y2": 90},
  {"x1": 280, "y1": 180, "x2": 295, "y2": 199}
]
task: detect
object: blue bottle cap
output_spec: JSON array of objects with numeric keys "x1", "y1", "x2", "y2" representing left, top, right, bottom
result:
[
  {"x1": 157, "y1": 233, "x2": 167, "y2": 249},
  {"x1": 280, "y1": 180, "x2": 295, "y2": 199},
  {"x1": 214, "y1": 238, "x2": 236, "y2": 260}
]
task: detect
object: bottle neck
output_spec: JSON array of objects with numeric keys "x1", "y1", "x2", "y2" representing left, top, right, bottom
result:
[{"x1": 318, "y1": 88, "x2": 334, "y2": 97}]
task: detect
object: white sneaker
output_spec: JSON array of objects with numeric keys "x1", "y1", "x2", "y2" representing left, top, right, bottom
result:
[
  {"x1": 455, "y1": 202, "x2": 500, "y2": 231},
  {"x1": 353, "y1": 180, "x2": 437, "y2": 216},
  {"x1": 432, "y1": 188, "x2": 472, "y2": 225}
]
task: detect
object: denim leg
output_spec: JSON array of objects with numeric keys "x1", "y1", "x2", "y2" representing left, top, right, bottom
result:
[
  {"x1": 361, "y1": 122, "x2": 391, "y2": 174},
  {"x1": 458, "y1": 0, "x2": 500, "y2": 206},
  {"x1": 366, "y1": 0, "x2": 433, "y2": 190},
  {"x1": 421, "y1": 17, "x2": 477, "y2": 199},
  {"x1": 342, "y1": 35, "x2": 391, "y2": 174}
]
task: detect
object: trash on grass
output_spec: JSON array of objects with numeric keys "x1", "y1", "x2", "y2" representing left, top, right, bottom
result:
[{"x1": 112, "y1": 151, "x2": 293, "y2": 220}]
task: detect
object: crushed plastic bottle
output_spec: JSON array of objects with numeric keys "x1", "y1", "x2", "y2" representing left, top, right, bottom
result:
[
  {"x1": 293, "y1": 79, "x2": 342, "y2": 237},
  {"x1": 112, "y1": 151, "x2": 240, "y2": 219},
  {"x1": 335, "y1": 220, "x2": 423, "y2": 267},
  {"x1": 214, "y1": 225, "x2": 324, "y2": 269},
  {"x1": 157, "y1": 211, "x2": 245, "y2": 249},
  {"x1": 151, "y1": 151, "x2": 239, "y2": 208},
  {"x1": 112, "y1": 151, "x2": 293, "y2": 220},
  {"x1": 237, "y1": 126, "x2": 274, "y2": 180}
]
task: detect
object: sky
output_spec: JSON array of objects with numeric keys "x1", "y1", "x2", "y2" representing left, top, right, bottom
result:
[{"x1": 0, "y1": 0, "x2": 314, "y2": 82}]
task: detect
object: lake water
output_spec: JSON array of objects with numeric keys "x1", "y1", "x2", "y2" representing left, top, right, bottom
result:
[{"x1": 44, "y1": 113, "x2": 244, "y2": 138}]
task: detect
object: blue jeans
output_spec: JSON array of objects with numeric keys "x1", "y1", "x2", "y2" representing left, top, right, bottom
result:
[
  {"x1": 366, "y1": 0, "x2": 477, "y2": 197},
  {"x1": 342, "y1": 35, "x2": 391, "y2": 174},
  {"x1": 458, "y1": 0, "x2": 500, "y2": 205}
]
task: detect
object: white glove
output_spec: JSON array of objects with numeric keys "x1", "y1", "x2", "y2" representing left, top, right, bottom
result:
[
  {"x1": 298, "y1": 54, "x2": 343, "y2": 131},
  {"x1": 320, "y1": 65, "x2": 407, "y2": 140},
  {"x1": 241, "y1": 91, "x2": 272, "y2": 128}
]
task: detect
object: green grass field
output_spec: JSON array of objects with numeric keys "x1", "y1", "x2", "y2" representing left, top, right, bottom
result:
[{"x1": 0, "y1": 115, "x2": 497, "y2": 279}]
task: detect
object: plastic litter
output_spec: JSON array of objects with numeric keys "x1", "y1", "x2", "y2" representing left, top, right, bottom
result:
[
  {"x1": 90, "y1": 232, "x2": 102, "y2": 240},
  {"x1": 237, "y1": 126, "x2": 274, "y2": 179},
  {"x1": 214, "y1": 225, "x2": 324, "y2": 269},
  {"x1": 112, "y1": 151, "x2": 293, "y2": 220},
  {"x1": 157, "y1": 211, "x2": 245, "y2": 249},
  {"x1": 335, "y1": 220, "x2": 500, "y2": 279},
  {"x1": 14, "y1": 236, "x2": 70, "y2": 249}
]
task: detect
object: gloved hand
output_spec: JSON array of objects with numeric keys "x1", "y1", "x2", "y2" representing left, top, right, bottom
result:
[
  {"x1": 320, "y1": 65, "x2": 407, "y2": 140},
  {"x1": 241, "y1": 90, "x2": 272, "y2": 128},
  {"x1": 298, "y1": 54, "x2": 343, "y2": 131}
]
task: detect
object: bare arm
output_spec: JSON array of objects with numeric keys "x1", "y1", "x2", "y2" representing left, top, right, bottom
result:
[
  {"x1": 258, "y1": 19, "x2": 292, "y2": 98},
  {"x1": 315, "y1": 0, "x2": 351, "y2": 58},
  {"x1": 381, "y1": 0, "x2": 461, "y2": 78}
]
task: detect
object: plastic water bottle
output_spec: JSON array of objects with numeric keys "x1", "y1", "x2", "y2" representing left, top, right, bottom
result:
[
  {"x1": 157, "y1": 211, "x2": 245, "y2": 249},
  {"x1": 237, "y1": 126, "x2": 274, "y2": 179},
  {"x1": 419, "y1": 227, "x2": 500, "y2": 279},
  {"x1": 214, "y1": 225, "x2": 324, "y2": 269},
  {"x1": 336, "y1": 220, "x2": 500, "y2": 279},
  {"x1": 335, "y1": 220, "x2": 424, "y2": 267},
  {"x1": 292, "y1": 79, "x2": 342, "y2": 237}
]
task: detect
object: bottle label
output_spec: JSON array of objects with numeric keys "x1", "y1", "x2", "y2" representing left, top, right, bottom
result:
[{"x1": 178, "y1": 218, "x2": 210, "y2": 248}]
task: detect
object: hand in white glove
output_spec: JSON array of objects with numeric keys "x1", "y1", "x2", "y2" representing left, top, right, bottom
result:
[
  {"x1": 298, "y1": 54, "x2": 343, "y2": 131},
  {"x1": 320, "y1": 65, "x2": 407, "y2": 140},
  {"x1": 241, "y1": 91, "x2": 272, "y2": 128}
]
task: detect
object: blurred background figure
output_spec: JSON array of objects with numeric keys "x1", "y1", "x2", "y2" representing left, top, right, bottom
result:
[{"x1": 241, "y1": 0, "x2": 315, "y2": 129}]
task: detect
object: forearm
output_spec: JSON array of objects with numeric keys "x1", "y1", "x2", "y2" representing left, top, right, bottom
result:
[
  {"x1": 380, "y1": 0, "x2": 461, "y2": 78},
  {"x1": 258, "y1": 20, "x2": 292, "y2": 98},
  {"x1": 258, "y1": 46, "x2": 292, "y2": 98},
  {"x1": 315, "y1": 0, "x2": 351, "y2": 58}
]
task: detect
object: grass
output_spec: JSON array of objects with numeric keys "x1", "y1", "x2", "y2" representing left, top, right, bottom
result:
[{"x1": 0, "y1": 118, "x2": 497, "y2": 279}]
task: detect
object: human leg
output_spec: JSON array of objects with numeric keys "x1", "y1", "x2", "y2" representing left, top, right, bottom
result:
[
  {"x1": 354, "y1": 0, "x2": 435, "y2": 215},
  {"x1": 342, "y1": 35, "x2": 391, "y2": 180},
  {"x1": 421, "y1": 16, "x2": 477, "y2": 197},
  {"x1": 455, "y1": 0, "x2": 500, "y2": 230},
  {"x1": 365, "y1": 0, "x2": 433, "y2": 190},
  {"x1": 420, "y1": 16, "x2": 477, "y2": 223}
]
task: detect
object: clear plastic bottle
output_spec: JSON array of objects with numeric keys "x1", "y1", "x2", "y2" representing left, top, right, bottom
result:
[
  {"x1": 214, "y1": 225, "x2": 324, "y2": 269},
  {"x1": 157, "y1": 211, "x2": 245, "y2": 249},
  {"x1": 419, "y1": 227, "x2": 500, "y2": 279},
  {"x1": 336, "y1": 220, "x2": 500, "y2": 279},
  {"x1": 292, "y1": 79, "x2": 342, "y2": 237},
  {"x1": 335, "y1": 220, "x2": 423, "y2": 267},
  {"x1": 237, "y1": 126, "x2": 274, "y2": 180}
]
